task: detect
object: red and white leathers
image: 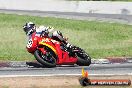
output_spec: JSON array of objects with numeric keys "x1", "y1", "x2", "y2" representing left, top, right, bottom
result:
[{"x1": 26, "y1": 26, "x2": 72, "y2": 53}]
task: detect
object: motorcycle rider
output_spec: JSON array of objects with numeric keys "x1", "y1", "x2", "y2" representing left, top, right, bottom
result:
[{"x1": 23, "y1": 22, "x2": 73, "y2": 52}]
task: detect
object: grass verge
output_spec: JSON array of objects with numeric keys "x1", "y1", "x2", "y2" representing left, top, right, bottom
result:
[{"x1": 0, "y1": 13, "x2": 132, "y2": 61}]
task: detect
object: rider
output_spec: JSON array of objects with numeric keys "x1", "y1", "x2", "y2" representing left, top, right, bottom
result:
[{"x1": 23, "y1": 22, "x2": 72, "y2": 52}]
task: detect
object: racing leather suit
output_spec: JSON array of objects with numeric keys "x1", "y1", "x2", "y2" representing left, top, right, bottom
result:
[{"x1": 26, "y1": 26, "x2": 72, "y2": 53}]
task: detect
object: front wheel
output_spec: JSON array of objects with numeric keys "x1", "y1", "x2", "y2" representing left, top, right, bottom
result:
[
  {"x1": 34, "y1": 47, "x2": 57, "y2": 68},
  {"x1": 74, "y1": 47, "x2": 91, "y2": 66}
]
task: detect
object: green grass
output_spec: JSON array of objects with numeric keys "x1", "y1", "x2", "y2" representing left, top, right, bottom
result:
[{"x1": 0, "y1": 13, "x2": 132, "y2": 61}]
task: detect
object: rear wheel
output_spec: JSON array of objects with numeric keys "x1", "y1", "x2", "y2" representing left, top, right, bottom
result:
[
  {"x1": 74, "y1": 47, "x2": 91, "y2": 66},
  {"x1": 34, "y1": 46, "x2": 57, "y2": 68}
]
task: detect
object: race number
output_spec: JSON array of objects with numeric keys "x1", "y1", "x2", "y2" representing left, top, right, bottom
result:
[{"x1": 27, "y1": 39, "x2": 33, "y2": 48}]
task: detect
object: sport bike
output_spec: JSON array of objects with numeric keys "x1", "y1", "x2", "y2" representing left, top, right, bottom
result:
[{"x1": 26, "y1": 32, "x2": 91, "y2": 67}]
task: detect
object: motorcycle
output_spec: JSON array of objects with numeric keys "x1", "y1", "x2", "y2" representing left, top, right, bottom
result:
[{"x1": 26, "y1": 32, "x2": 91, "y2": 67}]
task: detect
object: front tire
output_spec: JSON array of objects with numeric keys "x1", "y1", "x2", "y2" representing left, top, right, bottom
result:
[{"x1": 34, "y1": 47, "x2": 57, "y2": 68}]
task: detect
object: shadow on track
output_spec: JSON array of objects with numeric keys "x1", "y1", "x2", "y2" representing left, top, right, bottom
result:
[{"x1": 26, "y1": 61, "x2": 77, "y2": 68}]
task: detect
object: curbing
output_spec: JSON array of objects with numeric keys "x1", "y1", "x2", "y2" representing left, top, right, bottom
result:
[{"x1": 9, "y1": 61, "x2": 27, "y2": 67}]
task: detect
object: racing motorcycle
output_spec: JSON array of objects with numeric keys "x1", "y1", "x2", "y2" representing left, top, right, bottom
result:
[{"x1": 26, "y1": 32, "x2": 91, "y2": 67}]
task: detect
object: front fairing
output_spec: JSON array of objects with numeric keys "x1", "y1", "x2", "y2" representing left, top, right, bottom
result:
[
  {"x1": 27, "y1": 36, "x2": 77, "y2": 65},
  {"x1": 38, "y1": 37, "x2": 60, "y2": 55},
  {"x1": 26, "y1": 33, "x2": 38, "y2": 53}
]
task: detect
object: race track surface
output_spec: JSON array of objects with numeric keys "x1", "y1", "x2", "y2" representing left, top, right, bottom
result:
[{"x1": 0, "y1": 63, "x2": 132, "y2": 76}]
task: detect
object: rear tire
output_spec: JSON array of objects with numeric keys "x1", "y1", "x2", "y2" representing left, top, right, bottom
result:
[
  {"x1": 34, "y1": 47, "x2": 57, "y2": 68},
  {"x1": 74, "y1": 47, "x2": 91, "y2": 66}
]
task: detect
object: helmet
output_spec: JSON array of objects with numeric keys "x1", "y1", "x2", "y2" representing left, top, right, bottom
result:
[{"x1": 23, "y1": 22, "x2": 35, "y2": 35}]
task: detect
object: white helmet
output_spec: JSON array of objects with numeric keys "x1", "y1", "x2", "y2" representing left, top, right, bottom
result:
[{"x1": 23, "y1": 22, "x2": 35, "y2": 35}]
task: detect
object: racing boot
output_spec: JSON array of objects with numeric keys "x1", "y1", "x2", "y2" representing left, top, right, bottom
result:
[{"x1": 66, "y1": 43, "x2": 75, "y2": 56}]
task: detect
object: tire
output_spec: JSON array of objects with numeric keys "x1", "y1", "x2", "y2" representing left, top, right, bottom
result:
[
  {"x1": 34, "y1": 47, "x2": 57, "y2": 68},
  {"x1": 75, "y1": 47, "x2": 91, "y2": 66}
]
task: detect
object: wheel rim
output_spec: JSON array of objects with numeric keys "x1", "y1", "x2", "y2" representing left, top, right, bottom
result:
[{"x1": 38, "y1": 50, "x2": 56, "y2": 64}]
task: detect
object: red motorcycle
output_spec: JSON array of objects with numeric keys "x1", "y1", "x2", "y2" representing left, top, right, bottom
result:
[{"x1": 26, "y1": 32, "x2": 91, "y2": 67}]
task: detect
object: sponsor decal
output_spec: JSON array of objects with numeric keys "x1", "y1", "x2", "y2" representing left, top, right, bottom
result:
[{"x1": 79, "y1": 68, "x2": 131, "y2": 86}]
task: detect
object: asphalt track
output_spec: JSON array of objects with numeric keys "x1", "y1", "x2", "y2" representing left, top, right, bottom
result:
[
  {"x1": 0, "y1": 9, "x2": 132, "y2": 76},
  {"x1": 0, "y1": 63, "x2": 132, "y2": 76}
]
